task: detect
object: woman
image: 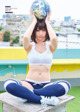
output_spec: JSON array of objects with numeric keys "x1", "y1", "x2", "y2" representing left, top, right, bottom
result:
[{"x1": 4, "y1": 10, "x2": 71, "y2": 106}]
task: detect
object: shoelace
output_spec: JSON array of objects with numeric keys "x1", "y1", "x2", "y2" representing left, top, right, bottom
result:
[
  {"x1": 40, "y1": 96, "x2": 49, "y2": 106},
  {"x1": 40, "y1": 96, "x2": 60, "y2": 106}
]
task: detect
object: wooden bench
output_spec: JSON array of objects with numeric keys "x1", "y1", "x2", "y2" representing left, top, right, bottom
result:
[{"x1": 0, "y1": 92, "x2": 75, "y2": 112}]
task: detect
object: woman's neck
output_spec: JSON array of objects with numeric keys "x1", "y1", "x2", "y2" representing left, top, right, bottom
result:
[
  {"x1": 36, "y1": 41, "x2": 46, "y2": 45},
  {"x1": 36, "y1": 37, "x2": 46, "y2": 44},
  {"x1": 36, "y1": 40, "x2": 46, "y2": 44}
]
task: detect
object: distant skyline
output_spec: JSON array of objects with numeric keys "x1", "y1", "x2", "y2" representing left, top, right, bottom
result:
[{"x1": 0, "y1": 0, "x2": 80, "y2": 20}]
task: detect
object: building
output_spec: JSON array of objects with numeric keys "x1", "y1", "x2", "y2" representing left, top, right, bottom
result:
[
  {"x1": 75, "y1": 20, "x2": 80, "y2": 25},
  {"x1": 3, "y1": 14, "x2": 32, "y2": 44},
  {"x1": 64, "y1": 16, "x2": 71, "y2": 22},
  {"x1": 0, "y1": 31, "x2": 4, "y2": 42}
]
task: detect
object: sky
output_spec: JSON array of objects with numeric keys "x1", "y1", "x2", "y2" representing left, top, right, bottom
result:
[{"x1": 0, "y1": 0, "x2": 80, "y2": 20}]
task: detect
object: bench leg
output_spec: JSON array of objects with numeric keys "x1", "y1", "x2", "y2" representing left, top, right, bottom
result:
[
  {"x1": 2, "y1": 103, "x2": 22, "y2": 112},
  {"x1": 46, "y1": 104, "x2": 66, "y2": 112},
  {"x1": 2, "y1": 103, "x2": 66, "y2": 112}
]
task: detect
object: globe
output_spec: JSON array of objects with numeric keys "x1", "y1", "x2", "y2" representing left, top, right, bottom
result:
[{"x1": 31, "y1": 0, "x2": 50, "y2": 19}]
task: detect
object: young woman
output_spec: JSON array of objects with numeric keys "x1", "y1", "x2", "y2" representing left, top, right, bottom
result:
[{"x1": 4, "y1": 10, "x2": 71, "y2": 106}]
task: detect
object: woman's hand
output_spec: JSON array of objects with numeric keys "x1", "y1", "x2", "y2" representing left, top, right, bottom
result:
[
  {"x1": 30, "y1": 9, "x2": 37, "y2": 23},
  {"x1": 45, "y1": 10, "x2": 51, "y2": 23}
]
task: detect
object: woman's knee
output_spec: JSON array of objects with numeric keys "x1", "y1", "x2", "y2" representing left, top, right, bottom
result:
[
  {"x1": 21, "y1": 81, "x2": 34, "y2": 90},
  {"x1": 4, "y1": 79, "x2": 22, "y2": 91},
  {"x1": 54, "y1": 80, "x2": 71, "y2": 93}
]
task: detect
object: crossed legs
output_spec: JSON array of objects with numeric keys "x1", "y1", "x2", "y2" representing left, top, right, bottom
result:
[{"x1": 4, "y1": 79, "x2": 71, "y2": 105}]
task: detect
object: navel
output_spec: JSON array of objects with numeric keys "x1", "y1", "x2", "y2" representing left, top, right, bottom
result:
[{"x1": 39, "y1": 73, "x2": 41, "y2": 75}]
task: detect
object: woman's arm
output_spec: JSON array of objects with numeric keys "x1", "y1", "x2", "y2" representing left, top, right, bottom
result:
[
  {"x1": 23, "y1": 10, "x2": 37, "y2": 50},
  {"x1": 45, "y1": 10, "x2": 57, "y2": 52}
]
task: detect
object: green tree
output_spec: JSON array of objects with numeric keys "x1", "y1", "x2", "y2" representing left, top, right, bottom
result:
[
  {"x1": 3, "y1": 31, "x2": 11, "y2": 42},
  {"x1": 12, "y1": 36, "x2": 19, "y2": 44},
  {"x1": 56, "y1": 28, "x2": 60, "y2": 31},
  {"x1": 0, "y1": 26, "x2": 3, "y2": 31},
  {"x1": 19, "y1": 43, "x2": 23, "y2": 46},
  {"x1": 78, "y1": 29, "x2": 80, "y2": 32}
]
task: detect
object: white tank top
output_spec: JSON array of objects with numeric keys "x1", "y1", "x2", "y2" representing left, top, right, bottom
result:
[{"x1": 27, "y1": 41, "x2": 53, "y2": 65}]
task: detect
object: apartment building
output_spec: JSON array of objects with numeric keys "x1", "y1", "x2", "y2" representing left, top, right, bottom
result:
[{"x1": 0, "y1": 31, "x2": 4, "y2": 42}]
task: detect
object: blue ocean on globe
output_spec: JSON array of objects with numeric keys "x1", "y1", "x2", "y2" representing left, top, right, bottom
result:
[{"x1": 31, "y1": 0, "x2": 50, "y2": 19}]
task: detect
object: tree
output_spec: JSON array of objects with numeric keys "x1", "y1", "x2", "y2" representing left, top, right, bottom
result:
[
  {"x1": 3, "y1": 31, "x2": 11, "y2": 42},
  {"x1": 56, "y1": 28, "x2": 60, "y2": 31},
  {"x1": 0, "y1": 26, "x2": 3, "y2": 31},
  {"x1": 78, "y1": 29, "x2": 80, "y2": 32},
  {"x1": 12, "y1": 36, "x2": 19, "y2": 44},
  {"x1": 19, "y1": 43, "x2": 23, "y2": 46}
]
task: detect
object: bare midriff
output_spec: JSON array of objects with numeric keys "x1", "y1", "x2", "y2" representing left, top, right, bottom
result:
[{"x1": 26, "y1": 65, "x2": 51, "y2": 82}]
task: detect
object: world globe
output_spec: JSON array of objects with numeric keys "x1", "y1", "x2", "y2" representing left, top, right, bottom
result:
[{"x1": 31, "y1": 0, "x2": 50, "y2": 19}]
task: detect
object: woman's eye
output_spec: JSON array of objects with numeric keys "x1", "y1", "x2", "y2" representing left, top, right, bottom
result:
[
  {"x1": 36, "y1": 30, "x2": 39, "y2": 31},
  {"x1": 42, "y1": 29, "x2": 46, "y2": 31},
  {"x1": 36, "y1": 29, "x2": 39, "y2": 31}
]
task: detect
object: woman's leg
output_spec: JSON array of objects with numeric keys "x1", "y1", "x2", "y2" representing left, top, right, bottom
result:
[
  {"x1": 33, "y1": 80, "x2": 71, "y2": 97},
  {"x1": 4, "y1": 79, "x2": 60, "y2": 105},
  {"x1": 4, "y1": 79, "x2": 41, "y2": 103}
]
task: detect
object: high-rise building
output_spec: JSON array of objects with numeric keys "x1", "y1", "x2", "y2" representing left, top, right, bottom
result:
[{"x1": 64, "y1": 16, "x2": 71, "y2": 22}]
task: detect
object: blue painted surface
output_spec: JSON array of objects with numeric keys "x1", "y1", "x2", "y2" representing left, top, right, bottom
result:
[
  {"x1": 0, "y1": 65, "x2": 27, "y2": 76},
  {"x1": 0, "y1": 49, "x2": 80, "y2": 76},
  {"x1": 0, "y1": 60, "x2": 28, "y2": 65},
  {"x1": 0, "y1": 60, "x2": 28, "y2": 76},
  {"x1": 53, "y1": 49, "x2": 80, "y2": 59}
]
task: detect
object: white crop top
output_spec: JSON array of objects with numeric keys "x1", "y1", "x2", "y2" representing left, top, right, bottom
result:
[{"x1": 27, "y1": 41, "x2": 53, "y2": 65}]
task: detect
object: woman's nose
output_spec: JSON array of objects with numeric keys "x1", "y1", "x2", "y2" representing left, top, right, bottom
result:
[{"x1": 39, "y1": 30, "x2": 43, "y2": 35}]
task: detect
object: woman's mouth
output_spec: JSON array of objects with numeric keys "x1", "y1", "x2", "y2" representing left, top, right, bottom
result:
[{"x1": 39, "y1": 36, "x2": 43, "y2": 38}]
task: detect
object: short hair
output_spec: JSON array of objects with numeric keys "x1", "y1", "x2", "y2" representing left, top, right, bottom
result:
[{"x1": 31, "y1": 19, "x2": 50, "y2": 43}]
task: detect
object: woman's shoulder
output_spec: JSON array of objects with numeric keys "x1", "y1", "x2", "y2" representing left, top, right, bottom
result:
[
  {"x1": 46, "y1": 41, "x2": 50, "y2": 46},
  {"x1": 30, "y1": 41, "x2": 35, "y2": 47},
  {"x1": 25, "y1": 42, "x2": 34, "y2": 54},
  {"x1": 46, "y1": 41, "x2": 54, "y2": 54}
]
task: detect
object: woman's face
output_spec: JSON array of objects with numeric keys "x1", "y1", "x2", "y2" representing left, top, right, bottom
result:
[{"x1": 35, "y1": 28, "x2": 46, "y2": 42}]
